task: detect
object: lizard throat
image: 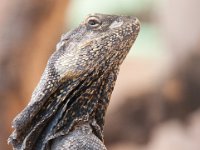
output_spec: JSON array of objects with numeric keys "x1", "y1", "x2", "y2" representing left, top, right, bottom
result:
[{"x1": 12, "y1": 66, "x2": 119, "y2": 149}]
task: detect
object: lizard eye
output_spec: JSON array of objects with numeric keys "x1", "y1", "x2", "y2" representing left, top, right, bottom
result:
[{"x1": 87, "y1": 17, "x2": 101, "y2": 28}]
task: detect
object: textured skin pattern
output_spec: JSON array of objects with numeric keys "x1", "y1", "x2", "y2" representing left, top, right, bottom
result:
[
  {"x1": 51, "y1": 123, "x2": 107, "y2": 150},
  {"x1": 8, "y1": 13, "x2": 140, "y2": 150}
]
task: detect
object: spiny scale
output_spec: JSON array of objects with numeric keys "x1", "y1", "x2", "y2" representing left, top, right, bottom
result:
[{"x1": 8, "y1": 13, "x2": 140, "y2": 150}]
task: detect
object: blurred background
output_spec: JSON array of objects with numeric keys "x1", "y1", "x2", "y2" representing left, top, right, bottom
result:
[{"x1": 0, "y1": 0, "x2": 200, "y2": 149}]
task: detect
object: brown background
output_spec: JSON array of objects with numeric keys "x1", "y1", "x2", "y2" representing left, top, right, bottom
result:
[{"x1": 0, "y1": 0, "x2": 200, "y2": 149}]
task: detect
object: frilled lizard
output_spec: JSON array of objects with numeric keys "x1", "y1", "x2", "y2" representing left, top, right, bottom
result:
[{"x1": 8, "y1": 13, "x2": 140, "y2": 150}]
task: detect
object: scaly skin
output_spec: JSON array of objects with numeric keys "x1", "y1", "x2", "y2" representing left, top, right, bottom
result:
[{"x1": 8, "y1": 13, "x2": 140, "y2": 150}]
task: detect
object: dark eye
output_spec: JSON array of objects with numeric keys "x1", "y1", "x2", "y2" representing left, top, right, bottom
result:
[{"x1": 87, "y1": 17, "x2": 101, "y2": 28}]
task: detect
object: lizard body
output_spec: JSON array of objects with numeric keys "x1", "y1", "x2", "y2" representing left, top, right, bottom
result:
[{"x1": 8, "y1": 13, "x2": 140, "y2": 150}]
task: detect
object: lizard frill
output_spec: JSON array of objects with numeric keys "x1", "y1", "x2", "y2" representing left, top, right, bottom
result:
[{"x1": 8, "y1": 13, "x2": 140, "y2": 150}]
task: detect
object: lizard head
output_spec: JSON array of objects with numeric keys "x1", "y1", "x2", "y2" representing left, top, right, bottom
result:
[{"x1": 52, "y1": 13, "x2": 140, "y2": 79}]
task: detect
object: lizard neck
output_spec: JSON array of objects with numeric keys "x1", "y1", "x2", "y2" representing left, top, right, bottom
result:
[
  {"x1": 37, "y1": 66, "x2": 119, "y2": 149},
  {"x1": 50, "y1": 66, "x2": 119, "y2": 140},
  {"x1": 14, "y1": 65, "x2": 119, "y2": 149}
]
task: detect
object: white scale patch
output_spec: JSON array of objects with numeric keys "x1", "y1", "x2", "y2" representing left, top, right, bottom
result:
[
  {"x1": 54, "y1": 42, "x2": 79, "y2": 77},
  {"x1": 109, "y1": 20, "x2": 124, "y2": 29}
]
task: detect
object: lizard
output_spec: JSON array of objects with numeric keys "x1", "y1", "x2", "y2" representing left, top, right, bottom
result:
[{"x1": 8, "y1": 13, "x2": 140, "y2": 150}]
